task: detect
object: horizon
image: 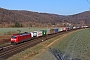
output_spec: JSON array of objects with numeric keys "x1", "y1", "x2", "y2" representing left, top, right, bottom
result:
[{"x1": 0, "y1": 7, "x2": 89, "y2": 16}]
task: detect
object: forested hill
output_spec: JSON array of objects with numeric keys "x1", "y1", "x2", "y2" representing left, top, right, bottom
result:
[{"x1": 0, "y1": 8, "x2": 90, "y2": 27}]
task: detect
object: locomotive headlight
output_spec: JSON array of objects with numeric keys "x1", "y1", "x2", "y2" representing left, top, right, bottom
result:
[
  {"x1": 14, "y1": 39, "x2": 16, "y2": 40},
  {"x1": 11, "y1": 39, "x2": 16, "y2": 40},
  {"x1": 11, "y1": 39, "x2": 13, "y2": 40}
]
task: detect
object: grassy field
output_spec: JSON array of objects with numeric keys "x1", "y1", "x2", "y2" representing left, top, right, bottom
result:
[
  {"x1": 0, "y1": 27, "x2": 47, "y2": 35},
  {"x1": 50, "y1": 28, "x2": 90, "y2": 60},
  {"x1": 0, "y1": 27, "x2": 64, "y2": 35}
]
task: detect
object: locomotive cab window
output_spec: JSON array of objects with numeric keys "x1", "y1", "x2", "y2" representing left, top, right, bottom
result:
[{"x1": 11, "y1": 36, "x2": 17, "y2": 38}]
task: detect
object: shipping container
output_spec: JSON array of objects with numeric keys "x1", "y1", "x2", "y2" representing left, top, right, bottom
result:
[
  {"x1": 50, "y1": 29, "x2": 54, "y2": 34},
  {"x1": 33, "y1": 31, "x2": 42, "y2": 37},
  {"x1": 41, "y1": 30, "x2": 47, "y2": 36},
  {"x1": 58, "y1": 28, "x2": 63, "y2": 32},
  {"x1": 46, "y1": 29, "x2": 50, "y2": 34},
  {"x1": 84, "y1": 25, "x2": 88, "y2": 28},
  {"x1": 54, "y1": 28, "x2": 58, "y2": 33},
  {"x1": 73, "y1": 27, "x2": 76, "y2": 29},
  {"x1": 76, "y1": 26, "x2": 80, "y2": 29},
  {"x1": 69, "y1": 27, "x2": 73, "y2": 30},
  {"x1": 63, "y1": 27, "x2": 66, "y2": 31},
  {"x1": 66, "y1": 27, "x2": 69, "y2": 31},
  {"x1": 33, "y1": 31, "x2": 37, "y2": 37}
]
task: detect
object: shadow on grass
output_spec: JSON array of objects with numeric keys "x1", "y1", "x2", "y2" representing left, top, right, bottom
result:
[{"x1": 49, "y1": 48, "x2": 81, "y2": 60}]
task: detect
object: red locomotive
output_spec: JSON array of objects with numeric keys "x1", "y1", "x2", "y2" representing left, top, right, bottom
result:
[{"x1": 11, "y1": 33, "x2": 32, "y2": 44}]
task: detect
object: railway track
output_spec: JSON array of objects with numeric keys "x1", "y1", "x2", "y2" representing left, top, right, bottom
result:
[{"x1": 0, "y1": 29, "x2": 77, "y2": 59}]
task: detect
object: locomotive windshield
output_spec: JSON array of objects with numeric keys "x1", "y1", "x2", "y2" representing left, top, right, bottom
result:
[{"x1": 11, "y1": 36, "x2": 17, "y2": 38}]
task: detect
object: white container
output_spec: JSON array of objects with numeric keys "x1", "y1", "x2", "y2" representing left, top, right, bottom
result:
[
  {"x1": 73, "y1": 27, "x2": 76, "y2": 29},
  {"x1": 33, "y1": 31, "x2": 37, "y2": 37},
  {"x1": 46, "y1": 29, "x2": 50, "y2": 34},
  {"x1": 58, "y1": 28, "x2": 63, "y2": 32},
  {"x1": 33, "y1": 31, "x2": 42, "y2": 37}
]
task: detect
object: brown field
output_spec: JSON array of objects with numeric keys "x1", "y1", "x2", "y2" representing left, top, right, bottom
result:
[{"x1": 0, "y1": 35, "x2": 11, "y2": 44}]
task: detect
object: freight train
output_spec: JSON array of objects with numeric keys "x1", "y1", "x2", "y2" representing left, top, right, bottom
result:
[{"x1": 10, "y1": 26, "x2": 88, "y2": 44}]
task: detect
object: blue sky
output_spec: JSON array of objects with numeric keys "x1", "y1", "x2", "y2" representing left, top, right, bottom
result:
[{"x1": 0, "y1": 0, "x2": 90, "y2": 15}]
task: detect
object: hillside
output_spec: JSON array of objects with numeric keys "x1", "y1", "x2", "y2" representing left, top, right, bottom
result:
[{"x1": 0, "y1": 8, "x2": 90, "y2": 27}]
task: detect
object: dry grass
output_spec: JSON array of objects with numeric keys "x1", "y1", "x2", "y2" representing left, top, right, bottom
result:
[{"x1": 0, "y1": 35, "x2": 11, "y2": 44}]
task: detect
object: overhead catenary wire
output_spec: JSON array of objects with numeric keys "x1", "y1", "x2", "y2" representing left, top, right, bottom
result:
[
  {"x1": 87, "y1": 0, "x2": 90, "y2": 4},
  {"x1": 87, "y1": 0, "x2": 90, "y2": 11}
]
